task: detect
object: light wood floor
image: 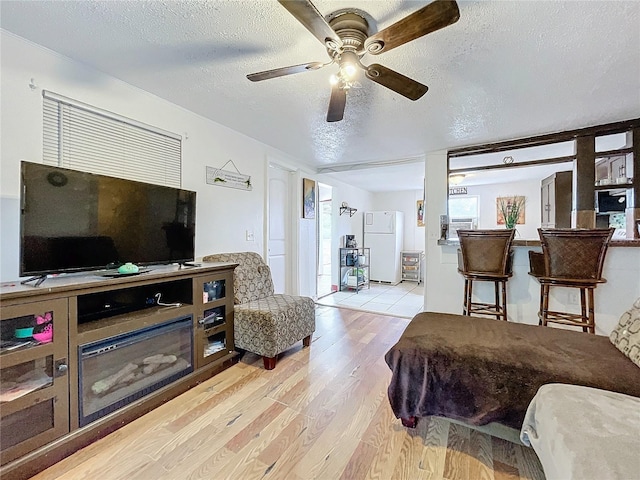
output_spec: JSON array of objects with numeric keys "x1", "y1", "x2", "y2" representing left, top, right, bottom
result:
[{"x1": 32, "y1": 306, "x2": 545, "y2": 480}]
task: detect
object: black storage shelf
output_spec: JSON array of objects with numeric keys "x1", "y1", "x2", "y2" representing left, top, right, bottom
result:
[{"x1": 77, "y1": 279, "x2": 193, "y2": 325}]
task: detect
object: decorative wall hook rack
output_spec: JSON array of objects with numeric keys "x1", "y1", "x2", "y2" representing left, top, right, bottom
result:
[{"x1": 340, "y1": 202, "x2": 358, "y2": 217}]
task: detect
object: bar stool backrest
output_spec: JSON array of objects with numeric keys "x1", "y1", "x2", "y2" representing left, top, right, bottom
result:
[
  {"x1": 538, "y1": 228, "x2": 614, "y2": 281},
  {"x1": 458, "y1": 229, "x2": 515, "y2": 275}
]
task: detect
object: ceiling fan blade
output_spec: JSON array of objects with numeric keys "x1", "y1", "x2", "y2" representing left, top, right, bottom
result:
[
  {"x1": 364, "y1": 0, "x2": 460, "y2": 55},
  {"x1": 365, "y1": 64, "x2": 428, "y2": 101},
  {"x1": 278, "y1": 0, "x2": 343, "y2": 52},
  {"x1": 247, "y1": 61, "x2": 325, "y2": 82},
  {"x1": 327, "y1": 85, "x2": 347, "y2": 122}
]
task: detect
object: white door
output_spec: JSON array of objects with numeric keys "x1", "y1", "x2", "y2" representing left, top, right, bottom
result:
[{"x1": 267, "y1": 165, "x2": 290, "y2": 294}]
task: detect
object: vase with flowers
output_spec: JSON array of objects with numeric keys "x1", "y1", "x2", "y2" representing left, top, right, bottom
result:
[{"x1": 497, "y1": 196, "x2": 525, "y2": 230}]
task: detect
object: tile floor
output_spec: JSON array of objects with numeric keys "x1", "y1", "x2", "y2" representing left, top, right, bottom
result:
[{"x1": 316, "y1": 281, "x2": 424, "y2": 318}]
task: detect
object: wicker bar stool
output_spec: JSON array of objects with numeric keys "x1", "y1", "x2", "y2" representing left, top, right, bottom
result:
[
  {"x1": 529, "y1": 228, "x2": 614, "y2": 334},
  {"x1": 457, "y1": 229, "x2": 515, "y2": 321}
]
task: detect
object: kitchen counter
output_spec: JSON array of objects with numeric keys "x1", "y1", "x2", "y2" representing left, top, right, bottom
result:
[{"x1": 437, "y1": 238, "x2": 639, "y2": 247}]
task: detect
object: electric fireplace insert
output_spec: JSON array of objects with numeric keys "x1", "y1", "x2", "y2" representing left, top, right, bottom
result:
[{"x1": 78, "y1": 316, "x2": 193, "y2": 426}]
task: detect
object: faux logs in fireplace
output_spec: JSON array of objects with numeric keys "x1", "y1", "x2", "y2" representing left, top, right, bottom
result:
[{"x1": 78, "y1": 316, "x2": 193, "y2": 426}]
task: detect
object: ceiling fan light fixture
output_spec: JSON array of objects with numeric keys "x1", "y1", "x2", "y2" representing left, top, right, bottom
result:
[
  {"x1": 343, "y1": 63, "x2": 357, "y2": 78},
  {"x1": 329, "y1": 74, "x2": 339, "y2": 86},
  {"x1": 449, "y1": 174, "x2": 465, "y2": 185}
]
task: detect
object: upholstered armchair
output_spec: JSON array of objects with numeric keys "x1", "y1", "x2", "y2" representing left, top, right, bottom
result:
[{"x1": 202, "y1": 252, "x2": 315, "y2": 370}]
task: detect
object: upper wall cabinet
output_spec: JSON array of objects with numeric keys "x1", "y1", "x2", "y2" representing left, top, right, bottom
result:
[{"x1": 541, "y1": 171, "x2": 572, "y2": 229}]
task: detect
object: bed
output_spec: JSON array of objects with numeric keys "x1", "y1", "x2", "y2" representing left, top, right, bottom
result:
[{"x1": 384, "y1": 312, "x2": 640, "y2": 430}]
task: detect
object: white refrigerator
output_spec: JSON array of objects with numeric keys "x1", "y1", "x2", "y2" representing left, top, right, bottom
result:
[{"x1": 363, "y1": 211, "x2": 404, "y2": 284}]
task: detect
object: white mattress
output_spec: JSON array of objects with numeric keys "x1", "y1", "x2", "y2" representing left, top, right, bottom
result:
[{"x1": 520, "y1": 383, "x2": 640, "y2": 480}]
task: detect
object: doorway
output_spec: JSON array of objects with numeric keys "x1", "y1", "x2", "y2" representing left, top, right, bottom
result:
[
  {"x1": 267, "y1": 163, "x2": 293, "y2": 294},
  {"x1": 317, "y1": 183, "x2": 333, "y2": 298}
]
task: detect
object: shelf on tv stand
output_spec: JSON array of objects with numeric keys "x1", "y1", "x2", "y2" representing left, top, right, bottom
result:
[
  {"x1": 76, "y1": 277, "x2": 193, "y2": 326},
  {"x1": 76, "y1": 304, "x2": 193, "y2": 344}
]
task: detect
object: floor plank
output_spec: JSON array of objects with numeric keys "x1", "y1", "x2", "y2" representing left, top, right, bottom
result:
[{"x1": 30, "y1": 306, "x2": 545, "y2": 480}]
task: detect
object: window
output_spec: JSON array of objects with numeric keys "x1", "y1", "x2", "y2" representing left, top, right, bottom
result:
[
  {"x1": 448, "y1": 196, "x2": 479, "y2": 238},
  {"x1": 43, "y1": 91, "x2": 182, "y2": 187}
]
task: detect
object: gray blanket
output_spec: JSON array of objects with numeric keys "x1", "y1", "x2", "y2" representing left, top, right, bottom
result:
[
  {"x1": 384, "y1": 312, "x2": 640, "y2": 429},
  {"x1": 521, "y1": 384, "x2": 640, "y2": 479}
]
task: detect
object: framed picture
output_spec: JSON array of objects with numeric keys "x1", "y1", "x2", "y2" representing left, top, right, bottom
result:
[
  {"x1": 417, "y1": 200, "x2": 425, "y2": 227},
  {"x1": 497, "y1": 196, "x2": 525, "y2": 226},
  {"x1": 303, "y1": 178, "x2": 316, "y2": 219}
]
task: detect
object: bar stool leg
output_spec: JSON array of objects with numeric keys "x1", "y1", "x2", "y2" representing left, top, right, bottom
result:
[
  {"x1": 579, "y1": 288, "x2": 588, "y2": 333},
  {"x1": 502, "y1": 280, "x2": 508, "y2": 321},
  {"x1": 494, "y1": 281, "x2": 500, "y2": 319},
  {"x1": 541, "y1": 284, "x2": 550, "y2": 327},
  {"x1": 466, "y1": 279, "x2": 473, "y2": 316},
  {"x1": 587, "y1": 287, "x2": 595, "y2": 334},
  {"x1": 462, "y1": 278, "x2": 471, "y2": 316},
  {"x1": 538, "y1": 284, "x2": 544, "y2": 325}
]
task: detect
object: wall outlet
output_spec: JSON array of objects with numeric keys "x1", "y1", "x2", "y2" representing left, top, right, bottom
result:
[
  {"x1": 245, "y1": 230, "x2": 254, "y2": 242},
  {"x1": 568, "y1": 291, "x2": 580, "y2": 305}
]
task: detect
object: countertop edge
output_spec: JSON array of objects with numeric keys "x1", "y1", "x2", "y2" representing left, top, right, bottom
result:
[{"x1": 437, "y1": 239, "x2": 639, "y2": 248}]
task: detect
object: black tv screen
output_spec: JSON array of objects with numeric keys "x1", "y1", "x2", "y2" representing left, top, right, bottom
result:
[
  {"x1": 20, "y1": 162, "x2": 196, "y2": 276},
  {"x1": 596, "y1": 190, "x2": 626, "y2": 213}
]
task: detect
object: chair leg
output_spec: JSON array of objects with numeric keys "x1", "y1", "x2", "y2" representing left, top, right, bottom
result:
[
  {"x1": 263, "y1": 356, "x2": 277, "y2": 370},
  {"x1": 502, "y1": 280, "x2": 508, "y2": 321},
  {"x1": 401, "y1": 416, "x2": 418, "y2": 428},
  {"x1": 587, "y1": 288, "x2": 596, "y2": 334},
  {"x1": 538, "y1": 284, "x2": 544, "y2": 325},
  {"x1": 541, "y1": 284, "x2": 550, "y2": 327},
  {"x1": 463, "y1": 279, "x2": 469, "y2": 315},
  {"x1": 465, "y1": 279, "x2": 473, "y2": 316},
  {"x1": 494, "y1": 281, "x2": 500, "y2": 318},
  {"x1": 303, "y1": 335, "x2": 312, "y2": 347},
  {"x1": 580, "y1": 288, "x2": 588, "y2": 333}
]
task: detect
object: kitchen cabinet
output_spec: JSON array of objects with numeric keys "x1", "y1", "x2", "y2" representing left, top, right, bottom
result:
[{"x1": 541, "y1": 171, "x2": 573, "y2": 228}]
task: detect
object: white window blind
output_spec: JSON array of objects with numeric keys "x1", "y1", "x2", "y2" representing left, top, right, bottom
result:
[{"x1": 43, "y1": 91, "x2": 182, "y2": 188}]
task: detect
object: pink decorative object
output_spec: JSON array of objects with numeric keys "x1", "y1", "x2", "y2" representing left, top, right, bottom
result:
[{"x1": 33, "y1": 312, "x2": 53, "y2": 343}]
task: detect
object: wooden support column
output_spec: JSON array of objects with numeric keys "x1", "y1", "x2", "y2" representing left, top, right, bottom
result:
[
  {"x1": 574, "y1": 136, "x2": 596, "y2": 228},
  {"x1": 628, "y1": 127, "x2": 640, "y2": 238}
]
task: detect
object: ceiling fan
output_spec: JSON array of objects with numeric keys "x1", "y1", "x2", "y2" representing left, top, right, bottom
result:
[{"x1": 247, "y1": 0, "x2": 460, "y2": 122}]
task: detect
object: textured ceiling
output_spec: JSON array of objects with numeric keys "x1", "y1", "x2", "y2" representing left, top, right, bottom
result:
[{"x1": 1, "y1": 0, "x2": 639, "y2": 191}]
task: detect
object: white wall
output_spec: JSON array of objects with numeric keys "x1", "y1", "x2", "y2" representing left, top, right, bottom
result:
[
  {"x1": 424, "y1": 152, "x2": 640, "y2": 335},
  {"x1": 0, "y1": 31, "x2": 305, "y2": 283},
  {"x1": 372, "y1": 190, "x2": 426, "y2": 252},
  {"x1": 464, "y1": 180, "x2": 541, "y2": 240}
]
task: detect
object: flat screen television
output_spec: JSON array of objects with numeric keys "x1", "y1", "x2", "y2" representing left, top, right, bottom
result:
[
  {"x1": 596, "y1": 190, "x2": 626, "y2": 214},
  {"x1": 20, "y1": 162, "x2": 196, "y2": 276}
]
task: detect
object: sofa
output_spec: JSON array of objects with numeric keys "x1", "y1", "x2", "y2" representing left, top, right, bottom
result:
[
  {"x1": 520, "y1": 383, "x2": 640, "y2": 480},
  {"x1": 384, "y1": 305, "x2": 640, "y2": 432},
  {"x1": 518, "y1": 298, "x2": 640, "y2": 479},
  {"x1": 202, "y1": 252, "x2": 315, "y2": 370}
]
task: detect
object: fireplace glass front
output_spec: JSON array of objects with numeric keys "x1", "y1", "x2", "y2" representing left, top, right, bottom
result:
[{"x1": 78, "y1": 316, "x2": 193, "y2": 426}]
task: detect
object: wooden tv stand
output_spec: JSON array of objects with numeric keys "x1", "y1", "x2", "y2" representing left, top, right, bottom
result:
[{"x1": 0, "y1": 263, "x2": 238, "y2": 479}]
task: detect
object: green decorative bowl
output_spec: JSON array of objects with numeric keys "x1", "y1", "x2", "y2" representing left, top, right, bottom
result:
[{"x1": 14, "y1": 327, "x2": 34, "y2": 338}]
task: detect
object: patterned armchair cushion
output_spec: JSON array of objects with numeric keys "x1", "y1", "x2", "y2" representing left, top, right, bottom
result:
[
  {"x1": 202, "y1": 252, "x2": 274, "y2": 304},
  {"x1": 235, "y1": 295, "x2": 316, "y2": 358},
  {"x1": 610, "y1": 297, "x2": 640, "y2": 368},
  {"x1": 203, "y1": 251, "x2": 316, "y2": 361}
]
